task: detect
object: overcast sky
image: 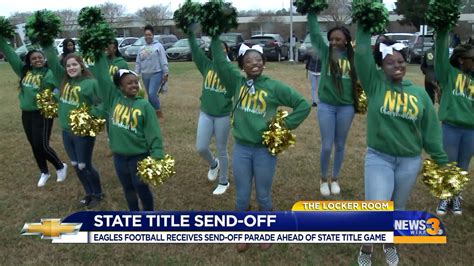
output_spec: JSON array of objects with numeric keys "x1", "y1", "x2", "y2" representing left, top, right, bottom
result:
[{"x1": 0, "y1": 0, "x2": 397, "y2": 17}]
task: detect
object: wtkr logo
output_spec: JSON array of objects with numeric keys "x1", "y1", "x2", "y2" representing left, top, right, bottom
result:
[{"x1": 394, "y1": 218, "x2": 443, "y2": 236}]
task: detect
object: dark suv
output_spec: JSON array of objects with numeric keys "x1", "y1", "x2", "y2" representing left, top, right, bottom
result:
[
  {"x1": 247, "y1": 34, "x2": 289, "y2": 61},
  {"x1": 219, "y1": 33, "x2": 244, "y2": 61}
]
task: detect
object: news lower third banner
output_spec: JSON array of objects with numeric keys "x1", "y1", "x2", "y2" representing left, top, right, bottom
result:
[{"x1": 20, "y1": 201, "x2": 446, "y2": 244}]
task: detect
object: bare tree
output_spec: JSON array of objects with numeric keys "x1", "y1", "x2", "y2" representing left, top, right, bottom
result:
[
  {"x1": 320, "y1": 0, "x2": 353, "y2": 26},
  {"x1": 135, "y1": 5, "x2": 172, "y2": 28},
  {"x1": 8, "y1": 12, "x2": 33, "y2": 25},
  {"x1": 56, "y1": 9, "x2": 78, "y2": 33},
  {"x1": 99, "y1": 2, "x2": 126, "y2": 26}
]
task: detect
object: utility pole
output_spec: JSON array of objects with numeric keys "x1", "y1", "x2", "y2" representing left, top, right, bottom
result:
[{"x1": 289, "y1": 0, "x2": 294, "y2": 62}]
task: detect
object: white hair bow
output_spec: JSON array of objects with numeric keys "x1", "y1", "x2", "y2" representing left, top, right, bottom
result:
[
  {"x1": 238, "y1": 43, "x2": 263, "y2": 56},
  {"x1": 379, "y1": 43, "x2": 406, "y2": 59},
  {"x1": 118, "y1": 69, "x2": 138, "y2": 77}
]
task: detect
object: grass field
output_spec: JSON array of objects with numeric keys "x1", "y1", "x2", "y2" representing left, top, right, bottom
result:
[{"x1": 0, "y1": 61, "x2": 472, "y2": 265}]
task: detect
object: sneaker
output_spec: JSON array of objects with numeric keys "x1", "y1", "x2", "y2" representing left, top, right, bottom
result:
[
  {"x1": 436, "y1": 199, "x2": 449, "y2": 216},
  {"x1": 37, "y1": 173, "x2": 50, "y2": 187},
  {"x1": 358, "y1": 247, "x2": 372, "y2": 266},
  {"x1": 207, "y1": 159, "x2": 219, "y2": 181},
  {"x1": 320, "y1": 181, "x2": 330, "y2": 196},
  {"x1": 451, "y1": 196, "x2": 462, "y2": 215},
  {"x1": 330, "y1": 181, "x2": 341, "y2": 195},
  {"x1": 56, "y1": 163, "x2": 68, "y2": 182},
  {"x1": 236, "y1": 243, "x2": 251, "y2": 253},
  {"x1": 87, "y1": 196, "x2": 102, "y2": 209},
  {"x1": 77, "y1": 196, "x2": 92, "y2": 208},
  {"x1": 383, "y1": 245, "x2": 399, "y2": 266},
  {"x1": 213, "y1": 182, "x2": 230, "y2": 195}
]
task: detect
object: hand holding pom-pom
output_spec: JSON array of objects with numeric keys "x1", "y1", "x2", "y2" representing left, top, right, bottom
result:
[
  {"x1": 0, "y1": 17, "x2": 15, "y2": 39},
  {"x1": 262, "y1": 110, "x2": 296, "y2": 156},
  {"x1": 200, "y1": 1, "x2": 238, "y2": 37},
  {"x1": 422, "y1": 159, "x2": 469, "y2": 199},
  {"x1": 293, "y1": 0, "x2": 329, "y2": 15},
  {"x1": 69, "y1": 103, "x2": 106, "y2": 137},
  {"x1": 36, "y1": 89, "x2": 58, "y2": 118},
  {"x1": 173, "y1": 0, "x2": 202, "y2": 33},
  {"x1": 137, "y1": 155, "x2": 176, "y2": 186},
  {"x1": 352, "y1": 0, "x2": 389, "y2": 34},
  {"x1": 25, "y1": 10, "x2": 62, "y2": 46},
  {"x1": 78, "y1": 7, "x2": 105, "y2": 28},
  {"x1": 426, "y1": 0, "x2": 461, "y2": 32}
]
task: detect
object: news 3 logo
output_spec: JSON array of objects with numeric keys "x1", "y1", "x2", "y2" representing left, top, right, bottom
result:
[{"x1": 394, "y1": 218, "x2": 443, "y2": 236}]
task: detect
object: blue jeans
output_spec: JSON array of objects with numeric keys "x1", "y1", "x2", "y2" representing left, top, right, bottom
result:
[
  {"x1": 364, "y1": 147, "x2": 422, "y2": 210},
  {"x1": 309, "y1": 73, "x2": 320, "y2": 104},
  {"x1": 62, "y1": 131, "x2": 102, "y2": 197},
  {"x1": 142, "y1": 72, "x2": 164, "y2": 110},
  {"x1": 113, "y1": 153, "x2": 154, "y2": 211},
  {"x1": 196, "y1": 111, "x2": 231, "y2": 184},
  {"x1": 442, "y1": 123, "x2": 474, "y2": 171},
  {"x1": 317, "y1": 102, "x2": 355, "y2": 180},
  {"x1": 233, "y1": 142, "x2": 277, "y2": 211}
]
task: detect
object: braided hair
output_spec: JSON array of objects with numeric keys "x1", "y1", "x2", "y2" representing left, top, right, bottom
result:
[{"x1": 327, "y1": 26, "x2": 358, "y2": 109}]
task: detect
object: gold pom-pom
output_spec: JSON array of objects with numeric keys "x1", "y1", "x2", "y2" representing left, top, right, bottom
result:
[
  {"x1": 36, "y1": 89, "x2": 58, "y2": 118},
  {"x1": 422, "y1": 159, "x2": 470, "y2": 199},
  {"x1": 137, "y1": 154, "x2": 176, "y2": 186},
  {"x1": 355, "y1": 81, "x2": 368, "y2": 114},
  {"x1": 262, "y1": 110, "x2": 296, "y2": 156},
  {"x1": 68, "y1": 103, "x2": 106, "y2": 137}
]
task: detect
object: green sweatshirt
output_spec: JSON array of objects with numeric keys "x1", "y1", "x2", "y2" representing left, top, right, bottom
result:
[
  {"x1": 0, "y1": 37, "x2": 58, "y2": 111},
  {"x1": 210, "y1": 36, "x2": 311, "y2": 147},
  {"x1": 44, "y1": 45, "x2": 102, "y2": 132},
  {"x1": 308, "y1": 13, "x2": 355, "y2": 105},
  {"x1": 108, "y1": 56, "x2": 129, "y2": 79},
  {"x1": 435, "y1": 30, "x2": 474, "y2": 129},
  {"x1": 95, "y1": 54, "x2": 164, "y2": 159},
  {"x1": 189, "y1": 32, "x2": 233, "y2": 116},
  {"x1": 355, "y1": 26, "x2": 448, "y2": 165}
]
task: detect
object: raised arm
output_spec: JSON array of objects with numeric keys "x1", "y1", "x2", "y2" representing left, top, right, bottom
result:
[
  {"x1": 434, "y1": 30, "x2": 450, "y2": 87},
  {"x1": 307, "y1": 12, "x2": 329, "y2": 61},
  {"x1": 95, "y1": 53, "x2": 117, "y2": 110},
  {"x1": 43, "y1": 45, "x2": 65, "y2": 85},
  {"x1": 210, "y1": 35, "x2": 242, "y2": 97},
  {"x1": 354, "y1": 25, "x2": 380, "y2": 97},
  {"x1": 144, "y1": 103, "x2": 164, "y2": 159},
  {"x1": 0, "y1": 37, "x2": 23, "y2": 77},
  {"x1": 188, "y1": 31, "x2": 211, "y2": 76}
]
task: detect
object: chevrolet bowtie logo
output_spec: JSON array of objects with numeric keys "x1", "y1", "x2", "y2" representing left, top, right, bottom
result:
[{"x1": 21, "y1": 219, "x2": 82, "y2": 239}]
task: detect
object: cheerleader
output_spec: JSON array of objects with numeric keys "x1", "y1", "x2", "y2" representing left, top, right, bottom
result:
[
  {"x1": 94, "y1": 53, "x2": 164, "y2": 211},
  {"x1": 43, "y1": 45, "x2": 103, "y2": 208},
  {"x1": 210, "y1": 36, "x2": 311, "y2": 252},
  {"x1": 307, "y1": 12, "x2": 359, "y2": 196},
  {"x1": 188, "y1": 30, "x2": 232, "y2": 195},
  {"x1": 434, "y1": 29, "x2": 474, "y2": 216},
  {"x1": 354, "y1": 16, "x2": 449, "y2": 266},
  {"x1": 0, "y1": 37, "x2": 67, "y2": 187}
]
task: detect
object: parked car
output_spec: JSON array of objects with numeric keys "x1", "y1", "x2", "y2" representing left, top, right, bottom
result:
[
  {"x1": 123, "y1": 34, "x2": 178, "y2": 61},
  {"x1": 166, "y1": 38, "x2": 207, "y2": 61},
  {"x1": 117, "y1": 37, "x2": 138, "y2": 55},
  {"x1": 297, "y1": 33, "x2": 328, "y2": 62},
  {"x1": 246, "y1": 34, "x2": 289, "y2": 61},
  {"x1": 219, "y1": 32, "x2": 244, "y2": 61},
  {"x1": 406, "y1": 33, "x2": 434, "y2": 63}
]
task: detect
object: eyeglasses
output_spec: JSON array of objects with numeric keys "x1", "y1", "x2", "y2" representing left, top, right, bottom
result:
[{"x1": 118, "y1": 69, "x2": 138, "y2": 77}]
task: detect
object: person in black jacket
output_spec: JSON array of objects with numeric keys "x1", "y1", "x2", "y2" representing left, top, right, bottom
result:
[
  {"x1": 420, "y1": 45, "x2": 438, "y2": 104},
  {"x1": 305, "y1": 51, "x2": 322, "y2": 107}
]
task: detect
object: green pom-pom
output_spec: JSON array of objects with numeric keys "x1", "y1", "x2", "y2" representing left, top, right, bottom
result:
[
  {"x1": 25, "y1": 10, "x2": 62, "y2": 46},
  {"x1": 173, "y1": 0, "x2": 202, "y2": 33},
  {"x1": 293, "y1": 0, "x2": 328, "y2": 15},
  {"x1": 352, "y1": 1, "x2": 389, "y2": 34},
  {"x1": 0, "y1": 17, "x2": 15, "y2": 39},
  {"x1": 426, "y1": 0, "x2": 461, "y2": 32},
  {"x1": 78, "y1": 22, "x2": 115, "y2": 59},
  {"x1": 200, "y1": 1, "x2": 238, "y2": 37},
  {"x1": 78, "y1": 7, "x2": 105, "y2": 28}
]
